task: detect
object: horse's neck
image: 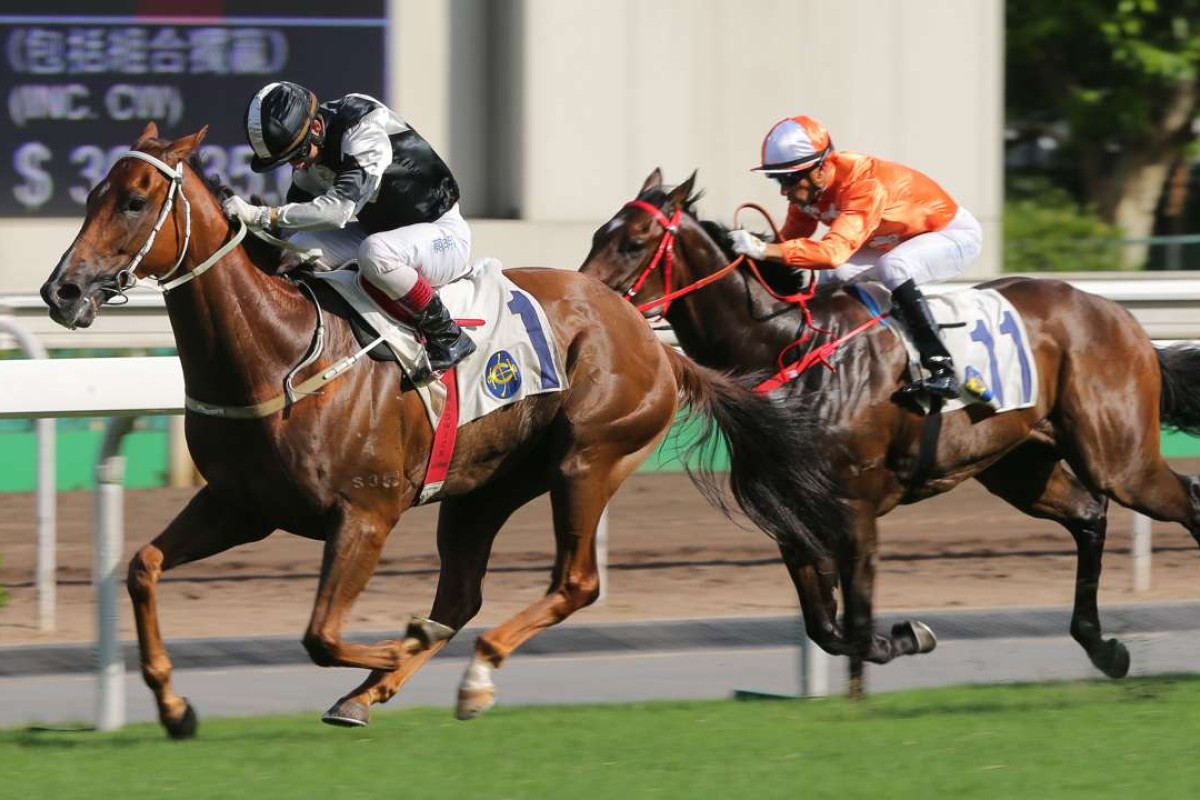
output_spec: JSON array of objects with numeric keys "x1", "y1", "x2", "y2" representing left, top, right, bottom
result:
[
  {"x1": 667, "y1": 229, "x2": 816, "y2": 369},
  {"x1": 166, "y1": 206, "x2": 314, "y2": 403}
]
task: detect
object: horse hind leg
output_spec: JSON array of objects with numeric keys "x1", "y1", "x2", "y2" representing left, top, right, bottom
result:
[
  {"x1": 456, "y1": 445, "x2": 645, "y2": 720},
  {"x1": 977, "y1": 443, "x2": 1129, "y2": 679},
  {"x1": 838, "y1": 502, "x2": 938, "y2": 680},
  {"x1": 322, "y1": 470, "x2": 550, "y2": 727},
  {"x1": 127, "y1": 487, "x2": 273, "y2": 738}
]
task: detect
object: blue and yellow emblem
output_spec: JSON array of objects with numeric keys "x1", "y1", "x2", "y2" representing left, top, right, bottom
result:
[{"x1": 484, "y1": 350, "x2": 522, "y2": 399}]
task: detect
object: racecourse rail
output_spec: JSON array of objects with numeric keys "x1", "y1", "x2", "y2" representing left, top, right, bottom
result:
[{"x1": 1, "y1": 272, "x2": 1198, "y2": 730}]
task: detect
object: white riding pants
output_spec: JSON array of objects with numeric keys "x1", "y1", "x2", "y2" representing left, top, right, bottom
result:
[
  {"x1": 829, "y1": 207, "x2": 983, "y2": 290},
  {"x1": 290, "y1": 203, "x2": 472, "y2": 297}
]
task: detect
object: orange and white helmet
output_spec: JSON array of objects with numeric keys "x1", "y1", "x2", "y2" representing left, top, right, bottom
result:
[{"x1": 752, "y1": 115, "x2": 833, "y2": 174}]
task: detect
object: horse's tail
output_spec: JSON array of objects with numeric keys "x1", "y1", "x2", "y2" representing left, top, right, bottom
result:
[
  {"x1": 664, "y1": 345, "x2": 841, "y2": 560},
  {"x1": 1157, "y1": 343, "x2": 1200, "y2": 437}
]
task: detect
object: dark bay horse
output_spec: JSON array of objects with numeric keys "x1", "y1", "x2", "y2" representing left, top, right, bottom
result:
[
  {"x1": 41, "y1": 127, "x2": 828, "y2": 738},
  {"x1": 581, "y1": 168, "x2": 1200, "y2": 681}
]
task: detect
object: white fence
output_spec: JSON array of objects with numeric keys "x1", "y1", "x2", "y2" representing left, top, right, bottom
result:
[{"x1": 0, "y1": 354, "x2": 184, "y2": 731}]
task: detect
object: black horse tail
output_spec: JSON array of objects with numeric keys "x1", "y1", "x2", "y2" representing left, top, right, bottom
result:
[
  {"x1": 1157, "y1": 343, "x2": 1200, "y2": 437},
  {"x1": 665, "y1": 345, "x2": 842, "y2": 561}
]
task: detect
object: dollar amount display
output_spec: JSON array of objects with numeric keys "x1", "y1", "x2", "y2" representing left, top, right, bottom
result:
[
  {"x1": 13, "y1": 141, "x2": 292, "y2": 208},
  {"x1": 0, "y1": 4, "x2": 385, "y2": 216}
]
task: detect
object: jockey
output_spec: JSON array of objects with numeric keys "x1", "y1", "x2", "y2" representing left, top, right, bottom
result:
[
  {"x1": 727, "y1": 115, "x2": 984, "y2": 400},
  {"x1": 223, "y1": 81, "x2": 475, "y2": 373}
]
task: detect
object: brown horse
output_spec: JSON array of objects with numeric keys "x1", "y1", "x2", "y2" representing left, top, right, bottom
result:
[
  {"x1": 582, "y1": 168, "x2": 1200, "y2": 682},
  {"x1": 41, "y1": 127, "x2": 830, "y2": 738}
]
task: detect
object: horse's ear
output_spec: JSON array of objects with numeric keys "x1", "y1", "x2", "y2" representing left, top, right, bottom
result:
[
  {"x1": 640, "y1": 167, "x2": 664, "y2": 195},
  {"x1": 134, "y1": 121, "x2": 159, "y2": 147},
  {"x1": 164, "y1": 126, "x2": 209, "y2": 164},
  {"x1": 666, "y1": 170, "x2": 697, "y2": 209}
]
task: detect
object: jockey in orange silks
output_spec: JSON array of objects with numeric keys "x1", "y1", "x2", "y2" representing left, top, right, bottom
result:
[{"x1": 728, "y1": 115, "x2": 984, "y2": 400}]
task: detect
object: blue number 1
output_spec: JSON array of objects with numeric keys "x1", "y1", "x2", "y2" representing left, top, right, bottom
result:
[
  {"x1": 969, "y1": 320, "x2": 1005, "y2": 407},
  {"x1": 998, "y1": 311, "x2": 1032, "y2": 404},
  {"x1": 507, "y1": 290, "x2": 561, "y2": 389}
]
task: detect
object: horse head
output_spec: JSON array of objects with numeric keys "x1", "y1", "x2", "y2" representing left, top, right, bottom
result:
[
  {"x1": 581, "y1": 168, "x2": 727, "y2": 319},
  {"x1": 41, "y1": 121, "x2": 215, "y2": 329}
]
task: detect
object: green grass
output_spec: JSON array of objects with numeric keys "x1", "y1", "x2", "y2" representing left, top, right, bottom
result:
[{"x1": 4, "y1": 677, "x2": 1200, "y2": 799}]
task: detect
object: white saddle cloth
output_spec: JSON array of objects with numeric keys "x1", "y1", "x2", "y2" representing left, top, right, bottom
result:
[
  {"x1": 312, "y1": 259, "x2": 569, "y2": 428},
  {"x1": 855, "y1": 284, "x2": 1039, "y2": 414}
]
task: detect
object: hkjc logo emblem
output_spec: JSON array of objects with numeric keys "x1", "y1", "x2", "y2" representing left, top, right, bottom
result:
[{"x1": 484, "y1": 350, "x2": 521, "y2": 399}]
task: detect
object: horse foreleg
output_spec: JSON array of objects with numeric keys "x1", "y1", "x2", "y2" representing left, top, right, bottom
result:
[
  {"x1": 457, "y1": 462, "x2": 618, "y2": 720},
  {"x1": 301, "y1": 509, "x2": 413, "y2": 672},
  {"x1": 977, "y1": 447, "x2": 1127, "y2": 678},
  {"x1": 324, "y1": 472, "x2": 548, "y2": 727},
  {"x1": 127, "y1": 487, "x2": 272, "y2": 739}
]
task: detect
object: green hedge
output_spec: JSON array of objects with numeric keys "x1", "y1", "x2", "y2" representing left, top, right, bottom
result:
[{"x1": 1004, "y1": 175, "x2": 1125, "y2": 272}]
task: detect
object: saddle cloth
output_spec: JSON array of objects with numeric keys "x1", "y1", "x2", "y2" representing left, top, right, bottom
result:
[
  {"x1": 854, "y1": 284, "x2": 1039, "y2": 414},
  {"x1": 311, "y1": 259, "x2": 569, "y2": 428}
]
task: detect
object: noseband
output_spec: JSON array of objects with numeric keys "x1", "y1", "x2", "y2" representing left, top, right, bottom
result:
[{"x1": 109, "y1": 150, "x2": 246, "y2": 297}]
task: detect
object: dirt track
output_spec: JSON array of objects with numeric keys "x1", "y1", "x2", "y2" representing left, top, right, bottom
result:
[{"x1": 2, "y1": 467, "x2": 1199, "y2": 646}]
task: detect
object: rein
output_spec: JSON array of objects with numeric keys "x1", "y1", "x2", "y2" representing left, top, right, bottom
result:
[{"x1": 623, "y1": 196, "x2": 886, "y2": 392}]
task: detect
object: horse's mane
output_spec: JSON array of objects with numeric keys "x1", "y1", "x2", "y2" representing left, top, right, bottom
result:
[{"x1": 184, "y1": 154, "x2": 291, "y2": 276}]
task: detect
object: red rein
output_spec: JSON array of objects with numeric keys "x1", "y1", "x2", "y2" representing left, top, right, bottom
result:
[{"x1": 622, "y1": 199, "x2": 884, "y2": 393}]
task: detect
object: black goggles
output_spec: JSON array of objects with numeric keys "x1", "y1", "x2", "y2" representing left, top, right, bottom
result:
[{"x1": 773, "y1": 164, "x2": 820, "y2": 189}]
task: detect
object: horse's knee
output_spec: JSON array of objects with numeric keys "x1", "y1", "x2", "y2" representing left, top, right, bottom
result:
[
  {"x1": 302, "y1": 631, "x2": 338, "y2": 667},
  {"x1": 126, "y1": 546, "x2": 163, "y2": 600}
]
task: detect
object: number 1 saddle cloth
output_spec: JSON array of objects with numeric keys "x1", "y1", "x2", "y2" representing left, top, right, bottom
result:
[
  {"x1": 854, "y1": 283, "x2": 1039, "y2": 415},
  {"x1": 312, "y1": 259, "x2": 569, "y2": 429}
]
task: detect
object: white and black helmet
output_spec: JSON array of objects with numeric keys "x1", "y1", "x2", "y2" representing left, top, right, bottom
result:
[{"x1": 244, "y1": 81, "x2": 320, "y2": 173}]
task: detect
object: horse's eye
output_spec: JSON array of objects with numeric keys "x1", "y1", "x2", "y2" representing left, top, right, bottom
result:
[
  {"x1": 618, "y1": 238, "x2": 644, "y2": 256},
  {"x1": 125, "y1": 196, "x2": 147, "y2": 213}
]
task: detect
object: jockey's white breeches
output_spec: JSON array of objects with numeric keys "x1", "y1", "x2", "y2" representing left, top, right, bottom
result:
[
  {"x1": 290, "y1": 203, "x2": 471, "y2": 297},
  {"x1": 829, "y1": 207, "x2": 983, "y2": 290}
]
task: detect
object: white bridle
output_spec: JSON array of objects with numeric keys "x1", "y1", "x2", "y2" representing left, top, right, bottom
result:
[{"x1": 113, "y1": 150, "x2": 246, "y2": 294}]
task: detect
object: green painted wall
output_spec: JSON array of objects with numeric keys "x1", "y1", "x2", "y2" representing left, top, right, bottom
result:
[{"x1": 0, "y1": 417, "x2": 1197, "y2": 491}]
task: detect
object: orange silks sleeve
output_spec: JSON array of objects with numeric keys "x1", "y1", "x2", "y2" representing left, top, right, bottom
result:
[
  {"x1": 780, "y1": 179, "x2": 885, "y2": 268},
  {"x1": 780, "y1": 204, "x2": 818, "y2": 242}
]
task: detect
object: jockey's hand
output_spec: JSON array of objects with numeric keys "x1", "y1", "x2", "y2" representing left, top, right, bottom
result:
[
  {"x1": 728, "y1": 229, "x2": 768, "y2": 260},
  {"x1": 222, "y1": 195, "x2": 271, "y2": 229}
]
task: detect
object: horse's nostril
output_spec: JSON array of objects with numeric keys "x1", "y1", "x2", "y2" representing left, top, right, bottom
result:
[{"x1": 55, "y1": 283, "x2": 82, "y2": 303}]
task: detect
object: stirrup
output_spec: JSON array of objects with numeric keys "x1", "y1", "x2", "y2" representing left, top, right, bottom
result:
[
  {"x1": 897, "y1": 374, "x2": 960, "y2": 400},
  {"x1": 962, "y1": 374, "x2": 993, "y2": 403}
]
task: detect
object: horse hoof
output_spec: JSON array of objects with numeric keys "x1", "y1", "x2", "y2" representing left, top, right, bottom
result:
[
  {"x1": 1095, "y1": 639, "x2": 1131, "y2": 679},
  {"x1": 893, "y1": 620, "x2": 938, "y2": 654},
  {"x1": 164, "y1": 700, "x2": 198, "y2": 740},
  {"x1": 456, "y1": 688, "x2": 496, "y2": 721},
  {"x1": 322, "y1": 698, "x2": 371, "y2": 727}
]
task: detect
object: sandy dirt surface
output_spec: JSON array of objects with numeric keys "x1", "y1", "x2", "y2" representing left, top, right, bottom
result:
[{"x1": 3, "y1": 466, "x2": 1200, "y2": 647}]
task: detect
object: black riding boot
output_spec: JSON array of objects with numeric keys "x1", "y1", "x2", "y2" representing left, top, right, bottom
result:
[
  {"x1": 889, "y1": 279, "x2": 960, "y2": 399},
  {"x1": 412, "y1": 294, "x2": 476, "y2": 373}
]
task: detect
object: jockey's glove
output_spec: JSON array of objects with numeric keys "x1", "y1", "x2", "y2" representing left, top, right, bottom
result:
[
  {"x1": 728, "y1": 229, "x2": 768, "y2": 260},
  {"x1": 222, "y1": 195, "x2": 271, "y2": 230}
]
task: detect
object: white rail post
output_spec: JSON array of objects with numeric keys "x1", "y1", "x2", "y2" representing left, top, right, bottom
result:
[
  {"x1": 0, "y1": 317, "x2": 57, "y2": 631},
  {"x1": 595, "y1": 506, "x2": 609, "y2": 604},
  {"x1": 1131, "y1": 511, "x2": 1152, "y2": 593},
  {"x1": 95, "y1": 417, "x2": 134, "y2": 732},
  {"x1": 798, "y1": 622, "x2": 830, "y2": 698}
]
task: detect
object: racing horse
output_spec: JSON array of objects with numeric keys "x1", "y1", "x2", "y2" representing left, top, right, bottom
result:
[
  {"x1": 581, "y1": 168, "x2": 1200, "y2": 682},
  {"x1": 40, "y1": 126, "x2": 833, "y2": 738}
]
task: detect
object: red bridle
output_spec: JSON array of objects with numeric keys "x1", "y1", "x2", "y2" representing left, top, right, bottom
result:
[{"x1": 619, "y1": 198, "x2": 886, "y2": 392}]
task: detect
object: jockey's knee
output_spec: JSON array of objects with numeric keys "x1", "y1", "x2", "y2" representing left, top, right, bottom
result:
[{"x1": 358, "y1": 238, "x2": 419, "y2": 296}]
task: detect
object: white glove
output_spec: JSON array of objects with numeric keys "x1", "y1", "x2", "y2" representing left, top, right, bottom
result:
[
  {"x1": 728, "y1": 229, "x2": 768, "y2": 260},
  {"x1": 222, "y1": 195, "x2": 271, "y2": 229}
]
